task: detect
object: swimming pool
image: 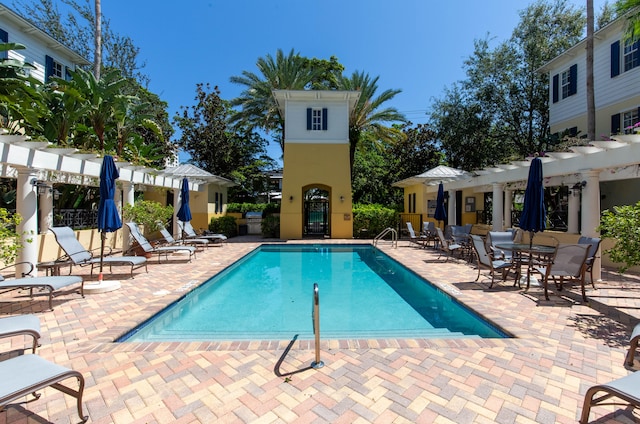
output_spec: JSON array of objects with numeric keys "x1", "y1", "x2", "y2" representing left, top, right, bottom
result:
[{"x1": 119, "y1": 245, "x2": 508, "y2": 342}]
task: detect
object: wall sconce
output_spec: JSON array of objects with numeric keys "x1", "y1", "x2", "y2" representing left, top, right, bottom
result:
[
  {"x1": 289, "y1": 195, "x2": 293, "y2": 202},
  {"x1": 30, "y1": 178, "x2": 53, "y2": 195},
  {"x1": 340, "y1": 195, "x2": 344, "y2": 202},
  {"x1": 571, "y1": 181, "x2": 587, "y2": 191}
]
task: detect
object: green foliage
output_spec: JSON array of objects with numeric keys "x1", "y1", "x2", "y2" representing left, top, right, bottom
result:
[
  {"x1": 122, "y1": 200, "x2": 173, "y2": 233},
  {"x1": 261, "y1": 215, "x2": 280, "y2": 238},
  {"x1": 209, "y1": 215, "x2": 237, "y2": 237},
  {"x1": 598, "y1": 201, "x2": 640, "y2": 272},
  {"x1": 226, "y1": 203, "x2": 280, "y2": 214},
  {"x1": 352, "y1": 204, "x2": 398, "y2": 239},
  {"x1": 615, "y1": 0, "x2": 640, "y2": 39},
  {"x1": 0, "y1": 209, "x2": 30, "y2": 267}
]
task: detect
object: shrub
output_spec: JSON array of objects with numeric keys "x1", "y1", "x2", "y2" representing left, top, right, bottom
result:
[
  {"x1": 598, "y1": 201, "x2": 640, "y2": 272},
  {"x1": 226, "y1": 202, "x2": 280, "y2": 215},
  {"x1": 0, "y1": 208, "x2": 31, "y2": 267},
  {"x1": 261, "y1": 215, "x2": 280, "y2": 238},
  {"x1": 210, "y1": 215, "x2": 237, "y2": 237},
  {"x1": 352, "y1": 204, "x2": 398, "y2": 239},
  {"x1": 123, "y1": 200, "x2": 173, "y2": 234}
]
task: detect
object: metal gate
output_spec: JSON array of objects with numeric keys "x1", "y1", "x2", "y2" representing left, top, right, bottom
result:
[{"x1": 304, "y1": 200, "x2": 329, "y2": 236}]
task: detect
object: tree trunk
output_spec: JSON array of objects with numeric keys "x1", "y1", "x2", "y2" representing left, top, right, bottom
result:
[
  {"x1": 586, "y1": 0, "x2": 596, "y2": 141},
  {"x1": 93, "y1": 0, "x2": 102, "y2": 80}
]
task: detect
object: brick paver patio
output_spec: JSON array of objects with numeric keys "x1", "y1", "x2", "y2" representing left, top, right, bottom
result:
[{"x1": 1, "y1": 237, "x2": 639, "y2": 423}]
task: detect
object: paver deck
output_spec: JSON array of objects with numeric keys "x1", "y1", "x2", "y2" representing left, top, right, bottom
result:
[{"x1": 1, "y1": 236, "x2": 640, "y2": 423}]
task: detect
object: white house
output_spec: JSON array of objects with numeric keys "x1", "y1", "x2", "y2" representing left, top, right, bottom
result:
[
  {"x1": 538, "y1": 11, "x2": 639, "y2": 138},
  {"x1": 0, "y1": 3, "x2": 91, "y2": 81}
]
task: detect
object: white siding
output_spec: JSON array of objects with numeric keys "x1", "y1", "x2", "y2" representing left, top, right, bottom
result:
[{"x1": 284, "y1": 100, "x2": 350, "y2": 144}]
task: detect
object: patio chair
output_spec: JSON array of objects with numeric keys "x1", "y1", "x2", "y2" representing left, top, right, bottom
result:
[
  {"x1": 49, "y1": 226, "x2": 147, "y2": 278},
  {"x1": 435, "y1": 227, "x2": 462, "y2": 262},
  {"x1": 179, "y1": 221, "x2": 227, "y2": 244},
  {"x1": 0, "y1": 314, "x2": 41, "y2": 353},
  {"x1": 469, "y1": 235, "x2": 514, "y2": 288},
  {"x1": 125, "y1": 222, "x2": 196, "y2": 262},
  {"x1": 579, "y1": 370, "x2": 640, "y2": 423},
  {"x1": 406, "y1": 222, "x2": 429, "y2": 248},
  {"x1": 156, "y1": 222, "x2": 209, "y2": 249},
  {"x1": 578, "y1": 236, "x2": 602, "y2": 288},
  {"x1": 625, "y1": 322, "x2": 640, "y2": 367},
  {"x1": 487, "y1": 231, "x2": 516, "y2": 261},
  {"x1": 0, "y1": 275, "x2": 83, "y2": 310},
  {"x1": 0, "y1": 354, "x2": 87, "y2": 423},
  {"x1": 422, "y1": 222, "x2": 438, "y2": 249},
  {"x1": 534, "y1": 243, "x2": 589, "y2": 301}
]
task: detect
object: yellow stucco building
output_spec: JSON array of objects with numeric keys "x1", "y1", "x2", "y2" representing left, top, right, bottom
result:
[{"x1": 273, "y1": 90, "x2": 360, "y2": 239}]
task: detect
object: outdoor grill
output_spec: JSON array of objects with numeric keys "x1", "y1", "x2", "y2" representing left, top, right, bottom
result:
[{"x1": 245, "y1": 211, "x2": 263, "y2": 235}]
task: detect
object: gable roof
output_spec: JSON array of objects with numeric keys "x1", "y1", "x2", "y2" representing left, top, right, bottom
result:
[{"x1": 392, "y1": 165, "x2": 469, "y2": 188}]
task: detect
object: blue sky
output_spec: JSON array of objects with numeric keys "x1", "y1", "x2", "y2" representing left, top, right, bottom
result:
[{"x1": 101, "y1": 0, "x2": 608, "y2": 164}]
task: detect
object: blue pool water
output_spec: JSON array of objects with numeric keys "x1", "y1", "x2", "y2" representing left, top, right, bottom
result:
[{"x1": 119, "y1": 245, "x2": 508, "y2": 341}]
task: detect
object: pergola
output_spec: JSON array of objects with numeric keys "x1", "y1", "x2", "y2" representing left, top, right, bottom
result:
[{"x1": 0, "y1": 134, "x2": 227, "y2": 276}]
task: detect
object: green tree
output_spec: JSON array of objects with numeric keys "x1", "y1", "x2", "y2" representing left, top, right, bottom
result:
[
  {"x1": 598, "y1": 201, "x2": 640, "y2": 272},
  {"x1": 0, "y1": 42, "x2": 41, "y2": 132},
  {"x1": 337, "y1": 70, "x2": 406, "y2": 173},
  {"x1": 615, "y1": 0, "x2": 640, "y2": 37},
  {"x1": 174, "y1": 84, "x2": 275, "y2": 200}
]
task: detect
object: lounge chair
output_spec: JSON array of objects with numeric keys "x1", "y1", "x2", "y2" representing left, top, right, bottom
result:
[
  {"x1": 422, "y1": 222, "x2": 438, "y2": 248},
  {"x1": 625, "y1": 322, "x2": 640, "y2": 367},
  {"x1": 578, "y1": 236, "x2": 602, "y2": 288},
  {"x1": 580, "y1": 370, "x2": 640, "y2": 423},
  {"x1": 0, "y1": 314, "x2": 40, "y2": 353},
  {"x1": 0, "y1": 275, "x2": 83, "y2": 310},
  {"x1": 49, "y1": 226, "x2": 148, "y2": 278},
  {"x1": 406, "y1": 222, "x2": 429, "y2": 248},
  {"x1": 125, "y1": 222, "x2": 196, "y2": 262},
  {"x1": 157, "y1": 222, "x2": 209, "y2": 249},
  {"x1": 435, "y1": 227, "x2": 462, "y2": 261},
  {"x1": 0, "y1": 354, "x2": 87, "y2": 422},
  {"x1": 534, "y1": 243, "x2": 589, "y2": 301},
  {"x1": 469, "y1": 235, "x2": 514, "y2": 288},
  {"x1": 179, "y1": 221, "x2": 227, "y2": 244}
]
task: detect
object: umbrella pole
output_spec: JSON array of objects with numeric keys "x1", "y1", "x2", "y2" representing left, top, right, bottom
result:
[{"x1": 99, "y1": 232, "x2": 105, "y2": 282}]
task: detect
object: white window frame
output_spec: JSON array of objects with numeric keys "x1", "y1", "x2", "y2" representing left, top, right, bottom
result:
[
  {"x1": 623, "y1": 37, "x2": 639, "y2": 72},
  {"x1": 561, "y1": 69, "x2": 571, "y2": 99},
  {"x1": 51, "y1": 59, "x2": 64, "y2": 79},
  {"x1": 311, "y1": 108, "x2": 323, "y2": 131},
  {"x1": 623, "y1": 109, "x2": 639, "y2": 133}
]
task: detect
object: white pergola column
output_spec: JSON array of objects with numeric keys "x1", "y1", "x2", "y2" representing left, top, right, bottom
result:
[
  {"x1": 447, "y1": 189, "x2": 456, "y2": 226},
  {"x1": 504, "y1": 189, "x2": 513, "y2": 229},
  {"x1": 567, "y1": 186, "x2": 580, "y2": 234},
  {"x1": 581, "y1": 170, "x2": 601, "y2": 281},
  {"x1": 492, "y1": 183, "x2": 504, "y2": 231},
  {"x1": 16, "y1": 168, "x2": 38, "y2": 276},
  {"x1": 173, "y1": 188, "x2": 181, "y2": 238},
  {"x1": 38, "y1": 186, "x2": 54, "y2": 235},
  {"x1": 121, "y1": 181, "x2": 135, "y2": 253}
]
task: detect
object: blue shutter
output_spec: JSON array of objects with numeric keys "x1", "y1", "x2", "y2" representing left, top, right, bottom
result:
[
  {"x1": 552, "y1": 74, "x2": 559, "y2": 103},
  {"x1": 322, "y1": 108, "x2": 328, "y2": 130},
  {"x1": 0, "y1": 29, "x2": 8, "y2": 59},
  {"x1": 306, "y1": 108, "x2": 312, "y2": 130},
  {"x1": 611, "y1": 113, "x2": 621, "y2": 134},
  {"x1": 45, "y1": 55, "x2": 54, "y2": 82},
  {"x1": 568, "y1": 64, "x2": 577, "y2": 96},
  {"x1": 214, "y1": 192, "x2": 219, "y2": 213},
  {"x1": 611, "y1": 41, "x2": 620, "y2": 77}
]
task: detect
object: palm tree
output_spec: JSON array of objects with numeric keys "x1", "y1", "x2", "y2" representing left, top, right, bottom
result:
[
  {"x1": 616, "y1": 0, "x2": 640, "y2": 37},
  {"x1": 229, "y1": 48, "x2": 324, "y2": 151},
  {"x1": 337, "y1": 71, "x2": 406, "y2": 172},
  {"x1": 94, "y1": 0, "x2": 102, "y2": 79}
]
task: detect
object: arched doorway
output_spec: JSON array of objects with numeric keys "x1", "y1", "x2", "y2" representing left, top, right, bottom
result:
[{"x1": 303, "y1": 186, "x2": 330, "y2": 237}]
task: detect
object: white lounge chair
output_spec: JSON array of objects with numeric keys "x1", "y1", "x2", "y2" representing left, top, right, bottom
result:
[
  {"x1": 179, "y1": 221, "x2": 227, "y2": 244},
  {"x1": 0, "y1": 354, "x2": 87, "y2": 422},
  {"x1": 580, "y1": 371, "x2": 640, "y2": 423},
  {"x1": 435, "y1": 227, "x2": 462, "y2": 261},
  {"x1": 126, "y1": 222, "x2": 196, "y2": 262},
  {"x1": 49, "y1": 226, "x2": 148, "y2": 278},
  {"x1": 406, "y1": 222, "x2": 429, "y2": 248},
  {"x1": 0, "y1": 314, "x2": 41, "y2": 353},
  {"x1": 0, "y1": 275, "x2": 83, "y2": 310},
  {"x1": 157, "y1": 222, "x2": 209, "y2": 249}
]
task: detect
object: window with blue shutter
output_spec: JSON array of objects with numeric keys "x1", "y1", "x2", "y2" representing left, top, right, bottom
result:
[
  {"x1": 568, "y1": 64, "x2": 577, "y2": 96},
  {"x1": 611, "y1": 41, "x2": 620, "y2": 77},
  {"x1": 306, "y1": 108, "x2": 312, "y2": 130},
  {"x1": 322, "y1": 108, "x2": 328, "y2": 130},
  {"x1": 306, "y1": 107, "x2": 328, "y2": 131},
  {"x1": 552, "y1": 74, "x2": 559, "y2": 103},
  {"x1": 0, "y1": 28, "x2": 7, "y2": 60},
  {"x1": 45, "y1": 55, "x2": 54, "y2": 82}
]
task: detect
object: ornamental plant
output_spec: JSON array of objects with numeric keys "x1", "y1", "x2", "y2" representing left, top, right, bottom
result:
[
  {"x1": 123, "y1": 200, "x2": 173, "y2": 235},
  {"x1": 598, "y1": 201, "x2": 640, "y2": 272},
  {"x1": 0, "y1": 208, "x2": 31, "y2": 267}
]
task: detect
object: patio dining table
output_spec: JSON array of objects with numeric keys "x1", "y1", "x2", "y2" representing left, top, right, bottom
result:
[{"x1": 495, "y1": 243, "x2": 556, "y2": 290}]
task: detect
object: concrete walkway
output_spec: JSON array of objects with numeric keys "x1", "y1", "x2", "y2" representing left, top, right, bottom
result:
[{"x1": 1, "y1": 236, "x2": 639, "y2": 423}]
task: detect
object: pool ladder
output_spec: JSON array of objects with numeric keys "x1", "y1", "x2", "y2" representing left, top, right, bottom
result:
[
  {"x1": 311, "y1": 283, "x2": 324, "y2": 369},
  {"x1": 373, "y1": 227, "x2": 398, "y2": 248}
]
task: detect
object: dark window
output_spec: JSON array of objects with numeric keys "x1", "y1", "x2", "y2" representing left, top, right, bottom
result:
[
  {"x1": 611, "y1": 41, "x2": 621, "y2": 77},
  {"x1": 0, "y1": 28, "x2": 7, "y2": 60}
]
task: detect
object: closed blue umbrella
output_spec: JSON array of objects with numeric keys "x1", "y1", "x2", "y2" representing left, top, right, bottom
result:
[
  {"x1": 434, "y1": 182, "x2": 447, "y2": 228},
  {"x1": 97, "y1": 155, "x2": 122, "y2": 281},
  {"x1": 176, "y1": 177, "x2": 192, "y2": 224},
  {"x1": 519, "y1": 157, "x2": 546, "y2": 246}
]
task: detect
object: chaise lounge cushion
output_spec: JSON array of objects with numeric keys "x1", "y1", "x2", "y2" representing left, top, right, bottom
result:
[{"x1": 0, "y1": 275, "x2": 83, "y2": 310}]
